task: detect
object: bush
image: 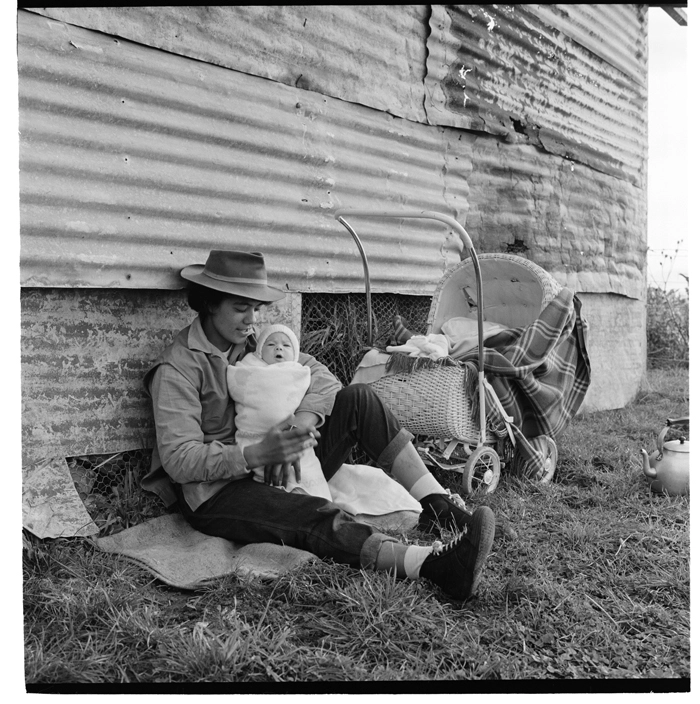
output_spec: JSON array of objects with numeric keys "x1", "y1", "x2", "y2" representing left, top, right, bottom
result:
[{"x1": 646, "y1": 284, "x2": 689, "y2": 368}]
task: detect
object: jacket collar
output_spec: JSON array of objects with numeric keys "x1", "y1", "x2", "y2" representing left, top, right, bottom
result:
[{"x1": 187, "y1": 315, "x2": 255, "y2": 362}]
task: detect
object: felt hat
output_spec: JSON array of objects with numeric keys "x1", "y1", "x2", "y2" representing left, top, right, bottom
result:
[
  {"x1": 256, "y1": 324, "x2": 300, "y2": 362},
  {"x1": 180, "y1": 250, "x2": 286, "y2": 302}
]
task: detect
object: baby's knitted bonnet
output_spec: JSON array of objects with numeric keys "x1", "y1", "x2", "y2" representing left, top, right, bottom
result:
[{"x1": 255, "y1": 324, "x2": 300, "y2": 362}]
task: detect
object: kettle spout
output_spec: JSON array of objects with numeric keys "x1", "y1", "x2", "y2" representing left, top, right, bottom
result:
[{"x1": 640, "y1": 449, "x2": 657, "y2": 479}]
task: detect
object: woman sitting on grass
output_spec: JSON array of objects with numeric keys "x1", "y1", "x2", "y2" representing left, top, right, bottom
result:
[{"x1": 141, "y1": 249, "x2": 497, "y2": 602}]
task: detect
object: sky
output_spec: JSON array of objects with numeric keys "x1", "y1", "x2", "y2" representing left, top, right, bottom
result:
[{"x1": 646, "y1": 7, "x2": 688, "y2": 292}]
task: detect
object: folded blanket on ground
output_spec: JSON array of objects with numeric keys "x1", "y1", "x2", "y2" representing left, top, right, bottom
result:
[
  {"x1": 94, "y1": 508, "x2": 419, "y2": 590},
  {"x1": 93, "y1": 513, "x2": 315, "y2": 589},
  {"x1": 92, "y1": 463, "x2": 420, "y2": 589},
  {"x1": 24, "y1": 453, "x2": 420, "y2": 588}
]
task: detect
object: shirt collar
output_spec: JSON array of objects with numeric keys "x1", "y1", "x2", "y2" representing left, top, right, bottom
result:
[
  {"x1": 187, "y1": 316, "x2": 227, "y2": 358},
  {"x1": 187, "y1": 316, "x2": 254, "y2": 362}
]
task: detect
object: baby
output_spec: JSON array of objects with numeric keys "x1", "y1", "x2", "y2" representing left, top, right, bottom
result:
[{"x1": 226, "y1": 324, "x2": 332, "y2": 500}]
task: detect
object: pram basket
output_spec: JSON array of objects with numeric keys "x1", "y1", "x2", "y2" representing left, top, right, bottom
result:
[{"x1": 335, "y1": 209, "x2": 561, "y2": 495}]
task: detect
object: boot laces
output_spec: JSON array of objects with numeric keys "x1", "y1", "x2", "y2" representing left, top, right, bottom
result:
[
  {"x1": 447, "y1": 491, "x2": 467, "y2": 511},
  {"x1": 430, "y1": 528, "x2": 468, "y2": 556}
]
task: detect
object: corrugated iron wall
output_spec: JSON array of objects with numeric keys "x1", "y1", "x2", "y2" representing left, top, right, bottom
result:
[
  {"x1": 24, "y1": 6, "x2": 432, "y2": 122},
  {"x1": 20, "y1": 5, "x2": 646, "y2": 297},
  {"x1": 425, "y1": 5, "x2": 646, "y2": 186},
  {"x1": 20, "y1": 5, "x2": 649, "y2": 464},
  {"x1": 20, "y1": 289, "x2": 302, "y2": 466},
  {"x1": 19, "y1": 8, "x2": 464, "y2": 294}
]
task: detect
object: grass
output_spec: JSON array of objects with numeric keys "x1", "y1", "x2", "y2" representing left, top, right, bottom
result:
[{"x1": 22, "y1": 367, "x2": 689, "y2": 688}]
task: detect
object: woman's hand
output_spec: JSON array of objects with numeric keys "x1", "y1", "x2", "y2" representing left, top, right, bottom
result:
[
  {"x1": 262, "y1": 461, "x2": 299, "y2": 488},
  {"x1": 243, "y1": 416, "x2": 319, "y2": 487}
]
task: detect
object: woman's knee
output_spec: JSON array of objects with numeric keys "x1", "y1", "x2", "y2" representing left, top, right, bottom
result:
[{"x1": 335, "y1": 383, "x2": 378, "y2": 409}]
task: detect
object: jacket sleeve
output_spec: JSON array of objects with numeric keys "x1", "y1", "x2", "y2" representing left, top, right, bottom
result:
[
  {"x1": 296, "y1": 352, "x2": 343, "y2": 424},
  {"x1": 149, "y1": 363, "x2": 251, "y2": 484}
]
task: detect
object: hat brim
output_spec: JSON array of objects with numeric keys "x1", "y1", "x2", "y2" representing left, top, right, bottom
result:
[{"x1": 180, "y1": 265, "x2": 287, "y2": 303}]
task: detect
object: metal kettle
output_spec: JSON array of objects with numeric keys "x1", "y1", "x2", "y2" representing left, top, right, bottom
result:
[{"x1": 640, "y1": 417, "x2": 689, "y2": 496}]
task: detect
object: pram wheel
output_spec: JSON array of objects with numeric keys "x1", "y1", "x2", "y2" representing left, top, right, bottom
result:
[
  {"x1": 513, "y1": 436, "x2": 558, "y2": 483},
  {"x1": 462, "y1": 446, "x2": 501, "y2": 496}
]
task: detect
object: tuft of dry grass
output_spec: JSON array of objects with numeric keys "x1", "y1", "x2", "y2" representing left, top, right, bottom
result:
[{"x1": 23, "y1": 368, "x2": 689, "y2": 686}]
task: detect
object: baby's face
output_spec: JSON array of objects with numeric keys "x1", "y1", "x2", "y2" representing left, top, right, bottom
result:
[{"x1": 260, "y1": 332, "x2": 295, "y2": 364}]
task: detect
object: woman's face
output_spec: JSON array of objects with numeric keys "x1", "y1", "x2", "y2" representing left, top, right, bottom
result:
[{"x1": 203, "y1": 295, "x2": 265, "y2": 351}]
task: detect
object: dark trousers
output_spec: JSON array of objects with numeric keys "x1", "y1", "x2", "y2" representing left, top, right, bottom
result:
[{"x1": 177, "y1": 384, "x2": 412, "y2": 568}]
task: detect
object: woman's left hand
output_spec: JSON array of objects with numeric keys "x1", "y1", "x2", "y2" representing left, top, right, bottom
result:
[
  {"x1": 262, "y1": 422, "x2": 317, "y2": 486},
  {"x1": 263, "y1": 461, "x2": 300, "y2": 487}
]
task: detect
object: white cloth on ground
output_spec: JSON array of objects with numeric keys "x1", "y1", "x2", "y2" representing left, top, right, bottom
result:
[{"x1": 327, "y1": 463, "x2": 421, "y2": 516}]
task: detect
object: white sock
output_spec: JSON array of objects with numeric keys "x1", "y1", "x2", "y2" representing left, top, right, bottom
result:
[
  {"x1": 408, "y1": 473, "x2": 449, "y2": 502},
  {"x1": 403, "y1": 545, "x2": 434, "y2": 579}
]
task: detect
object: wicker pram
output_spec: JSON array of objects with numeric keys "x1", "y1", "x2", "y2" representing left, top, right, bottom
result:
[{"x1": 335, "y1": 209, "x2": 561, "y2": 496}]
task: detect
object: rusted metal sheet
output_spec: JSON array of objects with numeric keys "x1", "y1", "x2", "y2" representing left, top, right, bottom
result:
[
  {"x1": 19, "y1": 9, "x2": 466, "y2": 295},
  {"x1": 21, "y1": 288, "x2": 301, "y2": 465},
  {"x1": 24, "y1": 5, "x2": 430, "y2": 123},
  {"x1": 21, "y1": 288, "x2": 188, "y2": 465},
  {"x1": 18, "y1": 9, "x2": 644, "y2": 299},
  {"x1": 425, "y1": 4, "x2": 647, "y2": 186},
  {"x1": 530, "y1": 4, "x2": 647, "y2": 85},
  {"x1": 22, "y1": 456, "x2": 99, "y2": 538},
  {"x1": 20, "y1": 286, "x2": 644, "y2": 468},
  {"x1": 462, "y1": 136, "x2": 645, "y2": 300}
]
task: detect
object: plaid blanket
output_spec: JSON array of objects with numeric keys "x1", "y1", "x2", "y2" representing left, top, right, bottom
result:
[{"x1": 457, "y1": 288, "x2": 591, "y2": 480}]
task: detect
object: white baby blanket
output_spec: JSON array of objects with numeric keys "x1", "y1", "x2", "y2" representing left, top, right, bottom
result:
[
  {"x1": 227, "y1": 354, "x2": 311, "y2": 438},
  {"x1": 227, "y1": 355, "x2": 421, "y2": 515},
  {"x1": 227, "y1": 354, "x2": 332, "y2": 500}
]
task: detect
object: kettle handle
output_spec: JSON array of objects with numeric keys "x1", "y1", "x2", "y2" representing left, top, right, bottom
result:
[
  {"x1": 656, "y1": 425, "x2": 670, "y2": 456},
  {"x1": 667, "y1": 417, "x2": 689, "y2": 431}
]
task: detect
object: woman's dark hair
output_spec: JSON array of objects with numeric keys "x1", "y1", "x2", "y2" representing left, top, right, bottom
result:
[
  {"x1": 186, "y1": 282, "x2": 262, "y2": 319},
  {"x1": 186, "y1": 282, "x2": 229, "y2": 319}
]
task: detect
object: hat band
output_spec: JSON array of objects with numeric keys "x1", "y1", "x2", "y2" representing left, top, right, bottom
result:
[{"x1": 204, "y1": 271, "x2": 268, "y2": 285}]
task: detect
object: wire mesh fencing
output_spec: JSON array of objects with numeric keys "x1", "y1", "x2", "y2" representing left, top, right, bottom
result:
[
  {"x1": 299, "y1": 292, "x2": 432, "y2": 386},
  {"x1": 67, "y1": 448, "x2": 165, "y2": 534}
]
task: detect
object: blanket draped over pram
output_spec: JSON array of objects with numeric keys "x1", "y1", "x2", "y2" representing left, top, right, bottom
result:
[{"x1": 456, "y1": 287, "x2": 591, "y2": 478}]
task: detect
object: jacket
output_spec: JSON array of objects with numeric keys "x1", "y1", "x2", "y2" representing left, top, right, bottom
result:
[{"x1": 142, "y1": 316, "x2": 341, "y2": 509}]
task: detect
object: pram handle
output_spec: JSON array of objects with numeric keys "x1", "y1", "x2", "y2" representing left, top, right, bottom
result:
[
  {"x1": 336, "y1": 208, "x2": 476, "y2": 253},
  {"x1": 334, "y1": 208, "x2": 487, "y2": 447}
]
